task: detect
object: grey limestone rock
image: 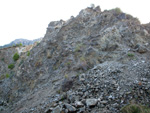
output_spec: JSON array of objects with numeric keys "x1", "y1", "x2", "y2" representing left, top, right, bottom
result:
[
  {"x1": 64, "y1": 103, "x2": 76, "y2": 112},
  {"x1": 52, "y1": 106, "x2": 61, "y2": 113},
  {"x1": 86, "y1": 99, "x2": 98, "y2": 107}
]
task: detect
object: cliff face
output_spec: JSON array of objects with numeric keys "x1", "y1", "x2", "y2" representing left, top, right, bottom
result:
[{"x1": 0, "y1": 6, "x2": 150, "y2": 113}]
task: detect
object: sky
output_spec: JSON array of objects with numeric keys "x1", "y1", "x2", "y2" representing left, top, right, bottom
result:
[{"x1": 0, "y1": 0, "x2": 150, "y2": 46}]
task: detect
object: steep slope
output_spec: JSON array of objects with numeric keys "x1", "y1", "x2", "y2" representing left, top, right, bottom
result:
[{"x1": 0, "y1": 6, "x2": 150, "y2": 113}]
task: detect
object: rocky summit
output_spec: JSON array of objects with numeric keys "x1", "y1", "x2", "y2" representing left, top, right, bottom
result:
[{"x1": 0, "y1": 6, "x2": 150, "y2": 113}]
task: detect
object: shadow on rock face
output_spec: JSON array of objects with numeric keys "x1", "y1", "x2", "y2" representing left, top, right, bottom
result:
[{"x1": 61, "y1": 78, "x2": 74, "y2": 92}]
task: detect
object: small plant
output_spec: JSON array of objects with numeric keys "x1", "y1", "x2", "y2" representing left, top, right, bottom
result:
[
  {"x1": 128, "y1": 53, "x2": 134, "y2": 57},
  {"x1": 27, "y1": 51, "x2": 30, "y2": 56},
  {"x1": 121, "y1": 104, "x2": 150, "y2": 113},
  {"x1": 5, "y1": 74, "x2": 10, "y2": 78},
  {"x1": 13, "y1": 52, "x2": 19, "y2": 61},
  {"x1": 19, "y1": 43, "x2": 23, "y2": 46},
  {"x1": 53, "y1": 66, "x2": 58, "y2": 70},
  {"x1": 16, "y1": 44, "x2": 19, "y2": 47},
  {"x1": 65, "y1": 74, "x2": 68, "y2": 78},
  {"x1": 8, "y1": 64, "x2": 14, "y2": 69},
  {"x1": 76, "y1": 74, "x2": 79, "y2": 77},
  {"x1": 65, "y1": 61, "x2": 72, "y2": 67},
  {"x1": 114, "y1": 7, "x2": 122, "y2": 14},
  {"x1": 66, "y1": 61, "x2": 71, "y2": 65},
  {"x1": 15, "y1": 43, "x2": 22, "y2": 47},
  {"x1": 75, "y1": 44, "x2": 83, "y2": 52},
  {"x1": 80, "y1": 56, "x2": 86, "y2": 62}
]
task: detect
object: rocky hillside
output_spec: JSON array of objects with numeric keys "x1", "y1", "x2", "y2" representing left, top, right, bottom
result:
[
  {"x1": 0, "y1": 6, "x2": 150, "y2": 113},
  {"x1": 0, "y1": 38, "x2": 42, "y2": 49}
]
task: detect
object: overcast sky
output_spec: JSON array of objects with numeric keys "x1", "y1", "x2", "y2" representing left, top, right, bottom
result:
[{"x1": 0, "y1": 0, "x2": 150, "y2": 46}]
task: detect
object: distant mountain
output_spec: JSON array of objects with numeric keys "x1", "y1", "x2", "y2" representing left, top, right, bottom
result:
[{"x1": 0, "y1": 38, "x2": 42, "y2": 49}]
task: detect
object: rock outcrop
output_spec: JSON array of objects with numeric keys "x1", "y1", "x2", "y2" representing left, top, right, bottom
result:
[{"x1": 0, "y1": 6, "x2": 150, "y2": 113}]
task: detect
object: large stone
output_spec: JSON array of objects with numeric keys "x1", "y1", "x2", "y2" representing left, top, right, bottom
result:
[
  {"x1": 135, "y1": 44, "x2": 147, "y2": 53},
  {"x1": 64, "y1": 103, "x2": 76, "y2": 112},
  {"x1": 75, "y1": 101, "x2": 84, "y2": 108},
  {"x1": 52, "y1": 106, "x2": 61, "y2": 113},
  {"x1": 137, "y1": 45, "x2": 147, "y2": 53},
  {"x1": 86, "y1": 99, "x2": 98, "y2": 107}
]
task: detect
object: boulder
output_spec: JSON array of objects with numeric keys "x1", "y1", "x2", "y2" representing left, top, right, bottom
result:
[
  {"x1": 86, "y1": 99, "x2": 98, "y2": 107},
  {"x1": 75, "y1": 101, "x2": 84, "y2": 108},
  {"x1": 52, "y1": 106, "x2": 61, "y2": 113},
  {"x1": 64, "y1": 103, "x2": 76, "y2": 112}
]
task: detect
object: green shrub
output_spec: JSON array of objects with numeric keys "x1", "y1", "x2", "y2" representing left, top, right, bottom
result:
[
  {"x1": 16, "y1": 44, "x2": 19, "y2": 47},
  {"x1": 0, "y1": 74, "x2": 10, "y2": 80},
  {"x1": 128, "y1": 53, "x2": 134, "y2": 57},
  {"x1": 8, "y1": 64, "x2": 14, "y2": 69},
  {"x1": 5, "y1": 74, "x2": 10, "y2": 78},
  {"x1": 65, "y1": 74, "x2": 68, "y2": 78},
  {"x1": 19, "y1": 43, "x2": 22, "y2": 46},
  {"x1": 65, "y1": 61, "x2": 71, "y2": 66},
  {"x1": 114, "y1": 7, "x2": 122, "y2": 14},
  {"x1": 13, "y1": 52, "x2": 19, "y2": 61},
  {"x1": 121, "y1": 104, "x2": 150, "y2": 113},
  {"x1": 27, "y1": 51, "x2": 30, "y2": 56},
  {"x1": 80, "y1": 56, "x2": 86, "y2": 62},
  {"x1": 75, "y1": 44, "x2": 83, "y2": 52},
  {"x1": 15, "y1": 43, "x2": 22, "y2": 47}
]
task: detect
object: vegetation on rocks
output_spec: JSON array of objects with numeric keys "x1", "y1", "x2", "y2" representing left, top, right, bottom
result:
[
  {"x1": 27, "y1": 51, "x2": 30, "y2": 56},
  {"x1": 13, "y1": 52, "x2": 19, "y2": 61},
  {"x1": 0, "y1": 74, "x2": 10, "y2": 80},
  {"x1": 5, "y1": 73, "x2": 10, "y2": 78},
  {"x1": 14, "y1": 43, "x2": 23, "y2": 47},
  {"x1": 8, "y1": 64, "x2": 14, "y2": 69},
  {"x1": 121, "y1": 104, "x2": 150, "y2": 113},
  {"x1": 114, "y1": 7, "x2": 122, "y2": 14},
  {"x1": 127, "y1": 53, "x2": 134, "y2": 57}
]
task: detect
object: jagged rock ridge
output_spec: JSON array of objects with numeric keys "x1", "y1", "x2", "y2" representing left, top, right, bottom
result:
[{"x1": 0, "y1": 6, "x2": 150, "y2": 113}]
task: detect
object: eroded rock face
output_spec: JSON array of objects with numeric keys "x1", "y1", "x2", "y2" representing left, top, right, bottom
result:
[{"x1": 0, "y1": 6, "x2": 150, "y2": 113}]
